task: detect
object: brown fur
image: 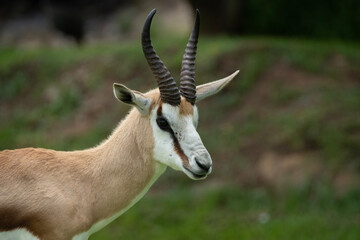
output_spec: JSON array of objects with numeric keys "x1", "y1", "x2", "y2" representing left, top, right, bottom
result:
[
  {"x1": 0, "y1": 67, "x2": 237, "y2": 240},
  {"x1": 0, "y1": 90, "x2": 165, "y2": 240},
  {"x1": 0, "y1": 89, "x2": 196, "y2": 239},
  {"x1": 149, "y1": 90, "x2": 193, "y2": 116},
  {"x1": 179, "y1": 97, "x2": 194, "y2": 116},
  {"x1": 173, "y1": 139, "x2": 189, "y2": 168}
]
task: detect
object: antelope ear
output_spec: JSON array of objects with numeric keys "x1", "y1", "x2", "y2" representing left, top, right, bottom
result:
[
  {"x1": 113, "y1": 83, "x2": 151, "y2": 115},
  {"x1": 196, "y1": 70, "x2": 239, "y2": 102}
]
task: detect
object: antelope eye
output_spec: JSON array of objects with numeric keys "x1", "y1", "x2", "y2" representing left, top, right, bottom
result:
[{"x1": 156, "y1": 117, "x2": 170, "y2": 130}]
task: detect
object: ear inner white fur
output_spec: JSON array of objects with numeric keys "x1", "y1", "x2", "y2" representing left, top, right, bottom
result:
[
  {"x1": 196, "y1": 70, "x2": 239, "y2": 102},
  {"x1": 113, "y1": 83, "x2": 151, "y2": 115}
]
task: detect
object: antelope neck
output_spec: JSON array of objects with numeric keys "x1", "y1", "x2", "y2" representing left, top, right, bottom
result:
[{"x1": 85, "y1": 109, "x2": 161, "y2": 225}]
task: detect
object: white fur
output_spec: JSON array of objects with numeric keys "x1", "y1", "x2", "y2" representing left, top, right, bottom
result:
[
  {"x1": 151, "y1": 104, "x2": 212, "y2": 180},
  {"x1": 0, "y1": 229, "x2": 40, "y2": 240},
  {"x1": 151, "y1": 104, "x2": 182, "y2": 170}
]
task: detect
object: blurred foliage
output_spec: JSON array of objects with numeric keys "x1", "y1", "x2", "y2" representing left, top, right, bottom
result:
[
  {"x1": 190, "y1": 0, "x2": 360, "y2": 40},
  {"x1": 0, "y1": 36, "x2": 360, "y2": 238},
  {"x1": 245, "y1": 0, "x2": 360, "y2": 40}
]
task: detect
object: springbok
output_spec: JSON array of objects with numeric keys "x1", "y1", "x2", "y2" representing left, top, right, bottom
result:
[{"x1": 0, "y1": 9, "x2": 239, "y2": 240}]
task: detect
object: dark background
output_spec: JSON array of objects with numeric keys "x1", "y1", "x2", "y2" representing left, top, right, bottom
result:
[{"x1": 1, "y1": 0, "x2": 359, "y2": 43}]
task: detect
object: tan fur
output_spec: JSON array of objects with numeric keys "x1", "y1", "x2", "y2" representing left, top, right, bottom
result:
[
  {"x1": 179, "y1": 97, "x2": 194, "y2": 116},
  {"x1": 147, "y1": 89, "x2": 193, "y2": 116},
  {"x1": 0, "y1": 90, "x2": 168, "y2": 240}
]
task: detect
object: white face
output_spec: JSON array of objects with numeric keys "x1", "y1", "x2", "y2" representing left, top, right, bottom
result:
[
  {"x1": 151, "y1": 103, "x2": 212, "y2": 180},
  {"x1": 113, "y1": 71, "x2": 239, "y2": 180}
]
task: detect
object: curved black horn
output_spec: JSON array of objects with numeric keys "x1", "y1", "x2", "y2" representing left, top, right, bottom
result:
[
  {"x1": 142, "y1": 9, "x2": 180, "y2": 106},
  {"x1": 180, "y1": 9, "x2": 200, "y2": 105}
]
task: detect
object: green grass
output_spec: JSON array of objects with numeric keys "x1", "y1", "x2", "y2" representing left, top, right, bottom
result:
[
  {"x1": 90, "y1": 185, "x2": 360, "y2": 240},
  {"x1": 1, "y1": 36, "x2": 360, "y2": 238}
]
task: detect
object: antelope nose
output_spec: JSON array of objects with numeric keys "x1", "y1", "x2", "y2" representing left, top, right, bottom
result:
[{"x1": 195, "y1": 157, "x2": 211, "y2": 172}]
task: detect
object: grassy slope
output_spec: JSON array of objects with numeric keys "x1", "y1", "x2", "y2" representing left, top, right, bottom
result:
[{"x1": 0, "y1": 37, "x2": 359, "y2": 239}]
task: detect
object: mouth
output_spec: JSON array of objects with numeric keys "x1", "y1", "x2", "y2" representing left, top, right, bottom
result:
[{"x1": 184, "y1": 167, "x2": 208, "y2": 180}]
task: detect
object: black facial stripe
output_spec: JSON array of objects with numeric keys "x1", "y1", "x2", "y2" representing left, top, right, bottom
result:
[
  {"x1": 156, "y1": 106, "x2": 189, "y2": 166},
  {"x1": 165, "y1": 124, "x2": 176, "y2": 140},
  {"x1": 170, "y1": 127, "x2": 188, "y2": 165}
]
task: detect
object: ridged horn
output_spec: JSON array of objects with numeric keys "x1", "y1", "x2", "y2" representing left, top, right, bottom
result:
[
  {"x1": 142, "y1": 9, "x2": 181, "y2": 106},
  {"x1": 180, "y1": 9, "x2": 200, "y2": 105}
]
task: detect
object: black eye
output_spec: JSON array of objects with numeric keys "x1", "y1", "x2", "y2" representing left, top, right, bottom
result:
[{"x1": 156, "y1": 117, "x2": 170, "y2": 130}]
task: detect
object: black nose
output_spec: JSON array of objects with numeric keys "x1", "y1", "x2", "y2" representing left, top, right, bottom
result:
[{"x1": 195, "y1": 158, "x2": 211, "y2": 172}]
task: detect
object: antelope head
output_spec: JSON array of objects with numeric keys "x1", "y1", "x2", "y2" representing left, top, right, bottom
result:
[{"x1": 113, "y1": 9, "x2": 239, "y2": 180}]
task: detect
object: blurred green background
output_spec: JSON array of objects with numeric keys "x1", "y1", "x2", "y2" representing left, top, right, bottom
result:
[{"x1": 0, "y1": 0, "x2": 359, "y2": 239}]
